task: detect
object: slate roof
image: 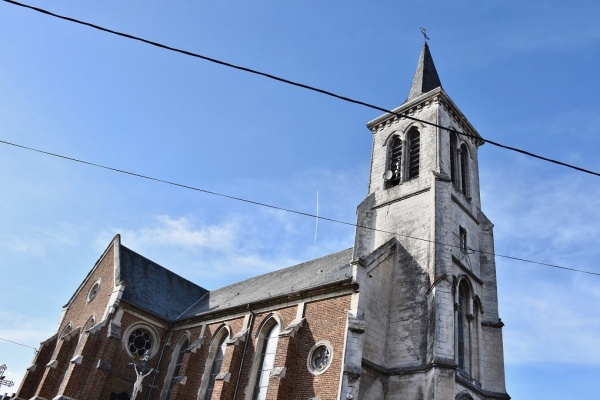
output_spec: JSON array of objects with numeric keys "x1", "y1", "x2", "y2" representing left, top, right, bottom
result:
[
  {"x1": 178, "y1": 248, "x2": 354, "y2": 320},
  {"x1": 407, "y1": 42, "x2": 442, "y2": 101},
  {"x1": 119, "y1": 245, "x2": 208, "y2": 321}
]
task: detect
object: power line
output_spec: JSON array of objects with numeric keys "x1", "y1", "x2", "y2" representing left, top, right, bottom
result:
[
  {"x1": 0, "y1": 337, "x2": 38, "y2": 353},
  {"x1": 1, "y1": 138, "x2": 598, "y2": 278},
  {"x1": 3, "y1": 0, "x2": 600, "y2": 179}
]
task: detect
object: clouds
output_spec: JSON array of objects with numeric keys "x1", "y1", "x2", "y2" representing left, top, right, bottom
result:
[
  {"x1": 503, "y1": 275, "x2": 600, "y2": 365},
  {"x1": 481, "y1": 148, "x2": 600, "y2": 366},
  {"x1": 484, "y1": 166, "x2": 600, "y2": 267},
  {"x1": 92, "y1": 167, "x2": 360, "y2": 289},
  {"x1": 111, "y1": 214, "x2": 238, "y2": 251},
  {"x1": 0, "y1": 311, "x2": 57, "y2": 389}
]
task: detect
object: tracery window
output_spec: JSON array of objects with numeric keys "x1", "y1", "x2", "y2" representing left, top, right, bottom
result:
[
  {"x1": 128, "y1": 328, "x2": 153, "y2": 357},
  {"x1": 307, "y1": 340, "x2": 334, "y2": 375},
  {"x1": 123, "y1": 324, "x2": 159, "y2": 359},
  {"x1": 456, "y1": 279, "x2": 479, "y2": 378},
  {"x1": 204, "y1": 335, "x2": 227, "y2": 400},
  {"x1": 166, "y1": 337, "x2": 189, "y2": 400},
  {"x1": 252, "y1": 323, "x2": 280, "y2": 400}
]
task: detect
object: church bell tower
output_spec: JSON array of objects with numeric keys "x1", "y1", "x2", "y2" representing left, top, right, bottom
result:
[{"x1": 343, "y1": 43, "x2": 510, "y2": 400}]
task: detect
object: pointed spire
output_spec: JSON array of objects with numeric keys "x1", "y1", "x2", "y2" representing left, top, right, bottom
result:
[{"x1": 407, "y1": 42, "x2": 442, "y2": 101}]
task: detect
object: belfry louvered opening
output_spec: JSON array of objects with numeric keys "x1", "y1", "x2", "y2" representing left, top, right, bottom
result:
[
  {"x1": 388, "y1": 136, "x2": 403, "y2": 187},
  {"x1": 407, "y1": 128, "x2": 420, "y2": 180}
]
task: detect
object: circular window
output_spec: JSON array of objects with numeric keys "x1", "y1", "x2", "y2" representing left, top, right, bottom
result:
[
  {"x1": 128, "y1": 328, "x2": 153, "y2": 357},
  {"x1": 307, "y1": 340, "x2": 333, "y2": 375},
  {"x1": 87, "y1": 280, "x2": 101, "y2": 303},
  {"x1": 123, "y1": 324, "x2": 159, "y2": 359}
]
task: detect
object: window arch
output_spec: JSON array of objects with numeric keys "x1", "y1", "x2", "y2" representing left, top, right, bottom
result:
[
  {"x1": 83, "y1": 316, "x2": 96, "y2": 333},
  {"x1": 164, "y1": 334, "x2": 190, "y2": 400},
  {"x1": 449, "y1": 133, "x2": 458, "y2": 185},
  {"x1": 205, "y1": 331, "x2": 228, "y2": 399},
  {"x1": 387, "y1": 135, "x2": 403, "y2": 187},
  {"x1": 456, "y1": 391, "x2": 474, "y2": 400},
  {"x1": 457, "y1": 281, "x2": 468, "y2": 371},
  {"x1": 407, "y1": 128, "x2": 420, "y2": 180},
  {"x1": 459, "y1": 143, "x2": 469, "y2": 196},
  {"x1": 249, "y1": 315, "x2": 282, "y2": 400},
  {"x1": 472, "y1": 300, "x2": 482, "y2": 382},
  {"x1": 60, "y1": 322, "x2": 73, "y2": 338},
  {"x1": 197, "y1": 325, "x2": 231, "y2": 400},
  {"x1": 455, "y1": 278, "x2": 480, "y2": 378}
]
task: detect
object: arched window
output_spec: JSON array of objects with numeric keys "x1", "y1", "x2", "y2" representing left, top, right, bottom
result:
[
  {"x1": 456, "y1": 392, "x2": 475, "y2": 400},
  {"x1": 198, "y1": 326, "x2": 231, "y2": 400},
  {"x1": 472, "y1": 300, "x2": 482, "y2": 381},
  {"x1": 407, "y1": 128, "x2": 420, "y2": 180},
  {"x1": 252, "y1": 323, "x2": 280, "y2": 400},
  {"x1": 457, "y1": 283, "x2": 467, "y2": 371},
  {"x1": 166, "y1": 337, "x2": 189, "y2": 400},
  {"x1": 387, "y1": 136, "x2": 403, "y2": 187},
  {"x1": 460, "y1": 143, "x2": 469, "y2": 195},
  {"x1": 450, "y1": 133, "x2": 458, "y2": 185},
  {"x1": 456, "y1": 279, "x2": 478, "y2": 377},
  {"x1": 204, "y1": 335, "x2": 227, "y2": 400}
]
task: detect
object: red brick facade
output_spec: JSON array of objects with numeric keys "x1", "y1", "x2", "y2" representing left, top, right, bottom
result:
[{"x1": 16, "y1": 238, "x2": 354, "y2": 400}]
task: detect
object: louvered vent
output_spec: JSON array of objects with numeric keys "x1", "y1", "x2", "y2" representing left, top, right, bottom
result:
[
  {"x1": 388, "y1": 137, "x2": 403, "y2": 187},
  {"x1": 407, "y1": 130, "x2": 420, "y2": 180}
]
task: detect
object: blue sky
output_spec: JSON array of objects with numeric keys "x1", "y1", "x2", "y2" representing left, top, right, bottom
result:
[{"x1": 1, "y1": 0, "x2": 600, "y2": 397}]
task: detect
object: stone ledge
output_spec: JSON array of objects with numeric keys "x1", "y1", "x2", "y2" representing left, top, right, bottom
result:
[
  {"x1": 215, "y1": 371, "x2": 231, "y2": 382},
  {"x1": 362, "y1": 356, "x2": 457, "y2": 376},
  {"x1": 481, "y1": 319, "x2": 505, "y2": 329},
  {"x1": 456, "y1": 373, "x2": 511, "y2": 399}
]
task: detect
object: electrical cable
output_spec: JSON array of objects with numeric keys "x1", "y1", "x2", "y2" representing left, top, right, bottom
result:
[
  {"x1": 1, "y1": 138, "x2": 598, "y2": 278},
  {"x1": 0, "y1": 337, "x2": 38, "y2": 353},
  {"x1": 3, "y1": 0, "x2": 600, "y2": 178}
]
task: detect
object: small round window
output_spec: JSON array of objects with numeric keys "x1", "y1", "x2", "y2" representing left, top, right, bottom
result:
[
  {"x1": 128, "y1": 328, "x2": 153, "y2": 357},
  {"x1": 307, "y1": 340, "x2": 333, "y2": 375},
  {"x1": 87, "y1": 280, "x2": 101, "y2": 303}
]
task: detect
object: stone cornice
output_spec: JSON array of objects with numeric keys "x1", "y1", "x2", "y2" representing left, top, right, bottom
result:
[
  {"x1": 175, "y1": 280, "x2": 356, "y2": 327},
  {"x1": 362, "y1": 356, "x2": 456, "y2": 376},
  {"x1": 362, "y1": 358, "x2": 510, "y2": 399},
  {"x1": 372, "y1": 187, "x2": 431, "y2": 210},
  {"x1": 456, "y1": 373, "x2": 511, "y2": 399},
  {"x1": 366, "y1": 89, "x2": 484, "y2": 147}
]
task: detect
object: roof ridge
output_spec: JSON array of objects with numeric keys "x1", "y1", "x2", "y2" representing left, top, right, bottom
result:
[{"x1": 209, "y1": 247, "x2": 353, "y2": 294}]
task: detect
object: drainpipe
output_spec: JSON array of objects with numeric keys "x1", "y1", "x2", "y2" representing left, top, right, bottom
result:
[
  {"x1": 233, "y1": 305, "x2": 255, "y2": 400},
  {"x1": 148, "y1": 322, "x2": 173, "y2": 400}
]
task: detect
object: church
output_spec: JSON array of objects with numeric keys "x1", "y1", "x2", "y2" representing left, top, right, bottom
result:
[{"x1": 15, "y1": 43, "x2": 510, "y2": 400}]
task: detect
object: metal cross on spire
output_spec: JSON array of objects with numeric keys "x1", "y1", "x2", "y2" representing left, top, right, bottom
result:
[
  {"x1": 420, "y1": 27, "x2": 430, "y2": 41},
  {"x1": 0, "y1": 365, "x2": 14, "y2": 388}
]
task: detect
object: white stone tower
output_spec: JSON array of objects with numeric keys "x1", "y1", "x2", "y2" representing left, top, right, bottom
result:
[{"x1": 341, "y1": 43, "x2": 509, "y2": 400}]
